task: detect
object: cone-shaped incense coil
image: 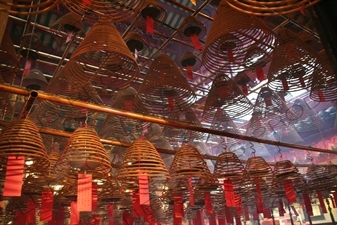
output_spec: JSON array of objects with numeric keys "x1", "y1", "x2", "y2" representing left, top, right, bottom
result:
[
  {"x1": 0, "y1": 0, "x2": 58, "y2": 15},
  {"x1": 203, "y1": 73, "x2": 253, "y2": 120},
  {"x1": 226, "y1": 0, "x2": 322, "y2": 16},
  {"x1": 267, "y1": 28, "x2": 323, "y2": 92},
  {"x1": 68, "y1": 19, "x2": 139, "y2": 89},
  {"x1": 306, "y1": 164, "x2": 337, "y2": 190},
  {"x1": 50, "y1": 12, "x2": 84, "y2": 34},
  {"x1": 291, "y1": 99, "x2": 325, "y2": 132},
  {"x1": 124, "y1": 31, "x2": 150, "y2": 57},
  {"x1": 179, "y1": 51, "x2": 202, "y2": 71},
  {"x1": 61, "y1": 0, "x2": 144, "y2": 22},
  {"x1": 202, "y1": 1, "x2": 276, "y2": 74},
  {"x1": 0, "y1": 31, "x2": 19, "y2": 83},
  {"x1": 310, "y1": 51, "x2": 337, "y2": 102},
  {"x1": 20, "y1": 33, "x2": 43, "y2": 56},
  {"x1": 99, "y1": 176, "x2": 125, "y2": 203},
  {"x1": 169, "y1": 144, "x2": 217, "y2": 192},
  {"x1": 135, "y1": 54, "x2": 196, "y2": 116},
  {"x1": 177, "y1": 16, "x2": 207, "y2": 41},
  {"x1": 22, "y1": 69, "x2": 48, "y2": 91},
  {"x1": 55, "y1": 127, "x2": 112, "y2": 178},
  {"x1": 137, "y1": 0, "x2": 167, "y2": 27},
  {"x1": 246, "y1": 156, "x2": 274, "y2": 181},
  {"x1": 0, "y1": 119, "x2": 50, "y2": 174},
  {"x1": 116, "y1": 139, "x2": 170, "y2": 185}
]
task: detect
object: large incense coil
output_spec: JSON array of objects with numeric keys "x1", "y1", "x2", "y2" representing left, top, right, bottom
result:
[
  {"x1": 0, "y1": 119, "x2": 50, "y2": 174},
  {"x1": 169, "y1": 144, "x2": 217, "y2": 193},
  {"x1": 50, "y1": 12, "x2": 85, "y2": 35},
  {"x1": 202, "y1": 1, "x2": 276, "y2": 74},
  {"x1": 61, "y1": 0, "x2": 144, "y2": 22},
  {"x1": 55, "y1": 127, "x2": 112, "y2": 178},
  {"x1": 291, "y1": 99, "x2": 325, "y2": 132},
  {"x1": 0, "y1": 0, "x2": 59, "y2": 15},
  {"x1": 310, "y1": 51, "x2": 337, "y2": 102},
  {"x1": 116, "y1": 139, "x2": 170, "y2": 189},
  {"x1": 203, "y1": 73, "x2": 253, "y2": 120},
  {"x1": 22, "y1": 69, "x2": 48, "y2": 91},
  {"x1": 68, "y1": 19, "x2": 139, "y2": 89},
  {"x1": 0, "y1": 30, "x2": 19, "y2": 83},
  {"x1": 177, "y1": 16, "x2": 207, "y2": 42},
  {"x1": 124, "y1": 31, "x2": 150, "y2": 57},
  {"x1": 226, "y1": 0, "x2": 322, "y2": 16},
  {"x1": 99, "y1": 176, "x2": 125, "y2": 203},
  {"x1": 135, "y1": 53, "x2": 196, "y2": 116},
  {"x1": 268, "y1": 28, "x2": 322, "y2": 92}
]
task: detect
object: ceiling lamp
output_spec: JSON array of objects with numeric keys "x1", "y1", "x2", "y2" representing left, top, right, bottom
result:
[
  {"x1": 225, "y1": 0, "x2": 322, "y2": 16},
  {"x1": 179, "y1": 52, "x2": 202, "y2": 80},
  {"x1": 22, "y1": 69, "x2": 48, "y2": 91},
  {"x1": 267, "y1": 28, "x2": 323, "y2": 93},
  {"x1": 0, "y1": 31, "x2": 19, "y2": 83},
  {"x1": 203, "y1": 73, "x2": 253, "y2": 121},
  {"x1": 124, "y1": 31, "x2": 150, "y2": 57},
  {"x1": 138, "y1": 0, "x2": 167, "y2": 34},
  {"x1": 177, "y1": 16, "x2": 207, "y2": 51},
  {"x1": 67, "y1": 18, "x2": 139, "y2": 89},
  {"x1": 202, "y1": 1, "x2": 276, "y2": 74},
  {"x1": 61, "y1": 0, "x2": 144, "y2": 22},
  {"x1": 0, "y1": 0, "x2": 59, "y2": 15},
  {"x1": 135, "y1": 53, "x2": 196, "y2": 117}
]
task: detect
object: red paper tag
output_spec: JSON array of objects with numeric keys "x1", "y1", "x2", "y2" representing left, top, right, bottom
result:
[
  {"x1": 81, "y1": 0, "x2": 92, "y2": 6},
  {"x1": 227, "y1": 48, "x2": 234, "y2": 62},
  {"x1": 225, "y1": 206, "x2": 233, "y2": 223},
  {"x1": 281, "y1": 79, "x2": 289, "y2": 91},
  {"x1": 189, "y1": 34, "x2": 202, "y2": 51},
  {"x1": 253, "y1": 210, "x2": 259, "y2": 220},
  {"x1": 318, "y1": 90, "x2": 325, "y2": 102},
  {"x1": 235, "y1": 195, "x2": 242, "y2": 214},
  {"x1": 108, "y1": 203, "x2": 114, "y2": 225},
  {"x1": 283, "y1": 179, "x2": 296, "y2": 203},
  {"x1": 3, "y1": 156, "x2": 25, "y2": 197},
  {"x1": 241, "y1": 84, "x2": 248, "y2": 95},
  {"x1": 66, "y1": 31, "x2": 73, "y2": 44},
  {"x1": 132, "y1": 191, "x2": 144, "y2": 217},
  {"x1": 224, "y1": 180, "x2": 236, "y2": 207},
  {"x1": 278, "y1": 199, "x2": 285, "y2": 216},
  {"x1": 124, "y1": 99, "x2": 133, "y2": 111},
  {"x1": 291, "y1": 206, "x2": 299, "y2": 216},
  {"x1": 209, "y1": 215, "x2": 217, "y2": 225},
  {"x1": 317, "y1": 191, "x2": 327, "y2": 213},
  {"x1": 204, "y1": 192, "x2": 213, "y2": 215},
  {"x1": 26, "y1": 200, "x2": 36, "y2": 224},
  {"x1": 217, "y1": 218, "x2": 226, "y2": 225},
  {"x1": 77, "y1": 174, "x2": 92, "y2": 212},
  {"x1": 23, "y1": 59, "x2": 32, "y2": 76},
  {"x1": 243, "y1": 205, "x2": 250, "y2": 220},
  {"x1": 92, "y1": 215, "x2": 100, "y2": 225},
  {"x1": 187, "y1": 65, "x2": 193, "y2": 80},
  {"x1": 188, "y1": 177, "x2": 194, "y2": 206},
  {"x1": 236, "y1": 216, "x2": 242, "y2": 225},
  {"x1": 263, "y1": 207, "x2": 271, "y2": 219},
  {"x1": 139, "y1": 172, "x2": 150, "y2": 205},
  {"x1": 15, "y1": 211, "x2": 26, "y2": 225},
  {"x1": 256, "y1": 67, "x2": 264, "y2": 82},
  {"x1": 123, "y1": 211, "x2": 132, "y2": 225},
  {"x1": 92, "y1": 182, "x2": 98, "y2": 211},
  {"x1": 174, "y1": 194, "x2": 184, "y2": 218},
  {"x1": 264, "y1": 97, "x2": 272, "y2": 107},
  {"x1": 298, "y1": 76, "x2": 306, "y2": 88},
  {"x1": 56, "y1": 208, "x2": 65, "y2": 225},
  {"x1": 70, "y1": 201, "x2": 79, "y2": 225},
  {"x1": 194, "y1": 210, "x2": 204, "y2": 225},
  {"x1": 146, "y1": 16, "x2": 154, "y2": 34},
  {"x1": 174, "y1": 218, "x2": 182, "y2": 225},
  {"x1": 255, "y1": 179, "x2": 263, "y2": 213},
  {"x1": 40, "y1": 189, "x2": 54, "y2": 222},
  {"x1": 168, "y1": 96, "x2": 174, "y2": 111}
]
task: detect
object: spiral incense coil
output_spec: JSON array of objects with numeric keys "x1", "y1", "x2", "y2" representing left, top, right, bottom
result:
[
  {"x1": 226, "y1": 0, "x2": 322, "y2": 16},
  {"x1": 19, "y1": 33, "x2": 43, "y2": 61},
  {"x1": 306, "y1": 164, "x2": 337, "y2": 192},
  {"x1": 124, "y1": 31, "x2": 150, "y2": 57},
  {"x1": 135, "y1": 53, "x2": 196, "y2": 117},
  {"x1": 137, "y1": 0, "x2": 167, "y2": 29},
  {"x1": 67, "y1": 19, "x2": 139, "y2": 89},
  {"x1": 0, "y1": 0, "x2": 59, "y2": 15},
  {"x1": 55, "y1": 127, "x2": 112, "y2": 178},
  {"x1": 50, "y1": 12, "x2": 85, "y2": 35},
  {"x1": 246, "y1": 156, "x2": 274, "y2": 183},
  {"x1": 22, "y1": 69, "x2": 48, "y2": 91},
  {"x1": 0, "y1": 31, "x2": 19, "y2": 83},
  {"x1": 177, "y1": 16, "x2": 207, "y2": 48},
  {"x1": 0, "y1": 119, "x2": 50, "y2": 174},
  {"x1": 99, "y1": 176, "x2": 125, "y2": 203},
  {"x1": 61, "y1": 0, "x2": 144, "y2": 22},
  {"x1": 267, "y1": 28, "x2": 323, "y2": 92},
  {"x1": 203, "y1": 73, "x2": 253, "y2": 120},
  {"x1": 179, "y1": 52, "x2": 202, "y2": 72},
  {"x1": 202, "y1": 1, "x2": 276, "y2": 74}
]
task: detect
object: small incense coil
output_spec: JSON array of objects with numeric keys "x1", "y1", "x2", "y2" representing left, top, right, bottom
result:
[
  {"x1": 67, "y1": 19, "x2": 139, "y2": 89},
  {"x1": 179, "y1": 52, "x2": 202, "y2": 79},
  {"x1": 226, "y1": 0, "x2": 322, "y2": 16},
  {"x1": 124, "y1": 31, "x2": 150, "y2": 57},
  {"x1": 22, "y1": 69, "x2": 48, "y2": 91},
  {"x1": 203, "y1": 73, "x2": 253, "y2": 120},
  {"x1": 0, "y1": 0, "x2": 59, "y2": 15},
  {"x1": 99, "y1": 176, "x2": 125, "y2": 203},
  {"x1": 306, "y1": 164, "x2": 337, "y2": 192},
  {"x1": 50, "y1": 12, "x2": 85, "y2": 35},
  {"x1": 137, "y1": 0, "x2": 167, "y2": 29},
  {"x1": 19, "y1": 33, "x2": 42, "y2": 60},
  {"x1": 177, "y1": 16, "x2": 207, "y2": 50},
  {"x1": 246, "y1": 156, "x2": 274, "y2": 184},
  {"x1": 267, "y1": 28, "x2": 323, "y2": 92},
  {"x1": 61, "y1": 0, "x2": 144, "y2": 22},
  {"x1": 202, "y1": 1, "x2": 276, "y2": 74},
  {"x1": 135, "y1": 53, "x2": 196, "y2": 117},
  {"x1": 55, "y1": 127, "x2": 112, "y2": 179},
  {"x1": 0, "y1": 31, "x2": 19, "y2": 83}
]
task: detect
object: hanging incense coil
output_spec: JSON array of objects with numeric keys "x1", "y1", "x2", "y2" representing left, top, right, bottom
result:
[
  {"x1": 0, "y1": 30, "x2": 19, "y2": 83},
  {"x1": 179, "y1": 52, "x2": 202, "y2": 79},
  {"x1": 202, "y1": 1, "x2": 276, "y2": 74},
  {"x1": 226, "y1": 0, "x2": 322, "y2": 16},
  {"x1": 0, "y1": 0, "x2": 59, "y2": 15},
  {"x1": 0, "y1": 75, "x2": 12, "y2": 118},
  {"x1": 137, "y1": 0, "x2": 167, "y2": 29},
  {"x1": 234, "y1": 71, "x2": 252, "y2": 95},
  {"x1": 306, "y1": 164, "x2": 337, "y2": 192},
  {"x1": 177, "y1": 16, "x2": 206, "y2": 51},
  {"x1": 246, "y1": 156, "x2": 274, "y2": 181},
  {"x1": 135, "y1": 53, "x2": 196, "y2": 117},
  {"x1": 19, "y1": 33, "x2": 42, "y2": 59},
  {"x1": 203, "y1": 73, "x2": 253, "y2": 120},
  {"x1": 310, "y1": 51, "x2": 337, "y2": 102},
  {"x1": 50, "y1": 12, "x2": 85, "y2": 35},
  {"x1": 268, "y1": 28, "x2": 323, "y2": 92},
  {"x1": 0, "y1": 119, "x2": 50, "y2": 177},
  {"x1": 99, "y1": 176, "x2": 125, "y2": 203},
  {"x1": 67, "y1": 19, "x2": 139, "y2": 89},
  {"x1": 61, "y1": 0, "x2": 144, "y2": 22},
  {"x1": 116, "y1": 139, "x2": 170, "y2": 189},
  {"x1": 124, "y1": 31, "x2": 150, "y2": 57},
  {"x1": 55, "y1": 127, "x2": 112, "y2": 179},
  {"x1": 22, "y1": 69, "x2": 48, "y2": 91},
  {"x1": 169, "y1": 144, "x2": 217, "y2": 194}
]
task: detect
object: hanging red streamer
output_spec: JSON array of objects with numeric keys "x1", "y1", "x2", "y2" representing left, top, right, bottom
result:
[
  {"x1": 146, "y1": 16, "x2": 154, "y2": 34},
  {"x1": 263, "y1": 207, "x2": 271, "y2": 219},
  {"x1": 92, "y1": 182, "x2": 98, "y2": 211},
  {"x1": 253, "y1": 210, "x2": 259, "y2": 221},
  {"x1": 225, "y1": 206, "x2": 233, "y2": 223},
  {"x1": 235, "y1": 216, "x2": 242, "y2": 225},
  {"x1": 122, "y1": 211, "x2": 132, "y2": 225},
  {"x1": 23, "y1": 59, "x2": 32, "y2": 76},
  {"x1": 174, "y1": 194, "x2": 184, "y2": 219},
  {"x1": 303, "y1": 193, "x2": 313, "y2": 216},
  {"x1": 77, "y1": 174, "x2": 92, "y2": 212},
  {"x1": 26, "y1": 200, "x2": 36, "y2": 224},
  {"x1": 3, "y1": 156, "x2": 25, "y2": 197},
  {"x1": 209, "y1": 215, "x2": 217, "y2": 225},
  {"x1": 281, "y1": 79, "x2": 289, "y2": 91},
  {"x1": 217, "y1": 218, "x2": 226, "y2": 225},
  {"x1": 92, "y1": 215, "x2": 100, "y2": 225},
  {"x1": 189, "y1": 33, "x2": 202, "y2": 51},
  {"x1": 317, "y1": 191, "x2": 327, "y2": 213},
  {"x1": 108, "y1": 203, "x2": 114, "y2": 225},
  {"x1": 70, "y1": 201, "x2": 79, "y2": 225},
  {"x1": 15, "y1": 211, "x2": 26, "y2": 225},
  {"x1": 139, "y1": 172, "x2": 150, "y2": 205},
  {"x1": 187, "y1": 65, "x2": 193, "y2": 80},
  {"x1": 188, "y1": 177, "x2": 194, "y2": 206},
  {"x1": 56, "y1": 208, "x2": 65, "y2": 225},
  {"x1": 298, "y1": 76, "x2": 306, "y2": 88},
  {"x1": 168, "y1": 96, "x2": 174, "y2": 111},
  {"x1": 227, "y1": 48, "x2": 234, "y2": 62},
  {"x1": 283, "y1": 179, "x2": 297, "y2": 203},
  {"x1": 204, "y1": 192, "x2": 213, "y2": 215},
  {"x1": 174, "y1": 218, "x2": 182, "y2": 225},
  {"x1": 124, "y1": 99, "x2": 133, "y2": 111},
  {"x1": 318, "y1": 90, "x2": 326, "y2": 102},
  {"x1": 40, "y1": 189, "x2": 54, "y2": 222},
  {"x1": 224, "y1": 180, "x2": 236, "y2": 207},
  {"x1": 235, "y1": 195, "x2": 242, "y2": 215},
  {"x1": 278, "y1": 199, "x2": 285, "y2": 216},
  {"x1": 291, "y1": 206, "x2": 299, "y2": 216},
  {"x1": 241, "y1": 84, "x2": 248, "y2": 95},
  {"x1": 132, "y1": 191, "x2": 144, "y2": 217},
  {"x1": 255, "y1": 178, "x2": 263, "y2": 213},
  {"x1": 243, "y1": 205, "x2": 250, "y2": 221},
  {"x1": 256, "y1": 67, "x2": 265, "y2": 82}
]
